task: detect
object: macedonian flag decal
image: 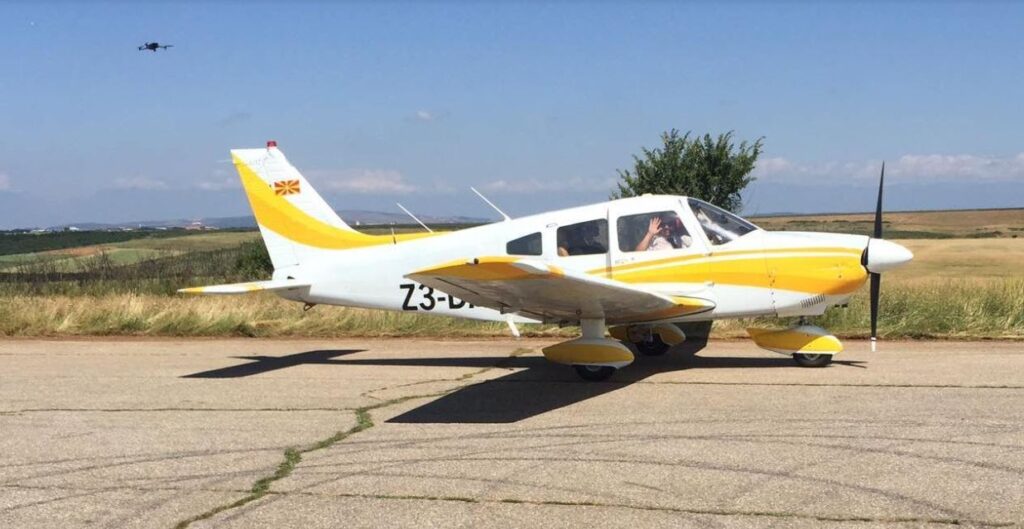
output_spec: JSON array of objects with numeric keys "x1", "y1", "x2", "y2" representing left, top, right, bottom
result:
[{"x1": 273, "y1": 179, "x2": 301, "y2": 196}]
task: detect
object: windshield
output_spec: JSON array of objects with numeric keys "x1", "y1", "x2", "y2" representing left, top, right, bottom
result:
[{"x1": 687, "y1": 198, "x2": 759, "y2": 245}]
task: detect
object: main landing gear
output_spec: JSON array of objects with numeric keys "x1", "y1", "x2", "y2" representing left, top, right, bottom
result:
[
  {"x1": 573, "y1": 365, "x2": 618, "y2": 381},
  {"x1": 793, "y1": 353, "x2": 833, "y2": 367},
  {"x1": 544, "y1": 321, "x2": 691, "y2": 381},
  {"x1": 542, "y1": 318, "x2": 634, "y2": 382}
]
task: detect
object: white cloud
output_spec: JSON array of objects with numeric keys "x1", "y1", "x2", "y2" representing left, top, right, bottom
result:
[
  {"x1": 753, "y1": 153, "x2": 1024, "y2": 184},
  {"x1": 408, "y1": 109, "x2": 448, "y2": 122},
  {"x1": 0, "y1": 173, "x2": 10, "y2": 191},
  {"x1": 892, "y1": 153, "x2": 1024, "y2": 182},
  {"x1": 481, "y1": 176, "x2": 619, "y2": 194},
  {"x1": 196, "y1": 178, "x2": 240, "y2": 191},
  {"x1": 315, "y1": 169, "x2": 418, "y2": 194},
  {"x1": 111, "y1": 177, "x2": 168, "y2": 190}
]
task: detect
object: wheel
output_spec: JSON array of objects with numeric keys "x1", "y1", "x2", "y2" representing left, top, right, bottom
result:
[
  {"x1": 793, "y1": 353, "x2": 832, "y2": 367},
  {"x1": 573, "y1": 365, "x2": 617, "y2": 381},
  {"x1": 634, "y1": 334, "x2": 670, "y2": 356}
]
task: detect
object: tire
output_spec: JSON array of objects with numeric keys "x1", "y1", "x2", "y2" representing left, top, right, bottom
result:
[
  {"x1": 793, "y1": 353, "x2": 832, "y2": 368},
  {"x1": 574, "y1": 365, "x2": 617, "y2": 381},
  {"x1": 635, "y1": 334, "x2": 671, "y2": 356}
]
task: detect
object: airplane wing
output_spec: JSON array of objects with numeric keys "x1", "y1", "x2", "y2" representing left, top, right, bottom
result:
[
  {"x1": 406, "y1": 257, "x2": 714, "y2": 324},
  {"x1": 177, "y1": 279, "x2": 309, "y2": 295}
]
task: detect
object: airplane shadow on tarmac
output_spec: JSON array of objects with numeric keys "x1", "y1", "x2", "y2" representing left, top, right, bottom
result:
[
  {"x1": 383, "y1": 347, "x2": 863, "y2": 423},
  {"x1": 181, "y1": 333, "x2": 864, "y2": 423}
]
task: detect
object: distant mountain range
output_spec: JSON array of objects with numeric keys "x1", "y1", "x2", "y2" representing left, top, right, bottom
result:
[{"x1": 47, "y1": 210, "x2": 493, "y2": 231}]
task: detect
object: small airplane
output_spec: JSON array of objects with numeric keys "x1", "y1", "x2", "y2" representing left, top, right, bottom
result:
[
  {"x1": 180, "y1": 141, "x2": 913, "y2": 381},
  {"x1": 138, "y1": 42, "x2": 173, "y2": 52}
]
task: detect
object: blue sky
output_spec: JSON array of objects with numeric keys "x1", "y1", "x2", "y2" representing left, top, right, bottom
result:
[{"x1": 1, "y1": 1, "x2": 1023, "y2": 228}]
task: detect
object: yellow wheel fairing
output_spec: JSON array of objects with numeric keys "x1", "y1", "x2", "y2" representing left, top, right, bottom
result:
[
  {"x1": 746, "y1": 326, "x2": 843, "y2": 355},
  {"x1": 542, "y1": 338, "x2": 635, "y2": 367},
  {"x1": 234, "y1": 155, "x2": 438, "y2": 250}
]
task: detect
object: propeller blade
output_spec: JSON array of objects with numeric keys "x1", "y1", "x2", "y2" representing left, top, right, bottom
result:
[
  {"x1": 870, "y1": 272, "x2": 880, "y2": 352},
  {"x1": 874, "y1": 162, "x2": 885, "y2": 239},
  {"x1": 870, "y1": 162, "x2": 885, "y2": 352}
]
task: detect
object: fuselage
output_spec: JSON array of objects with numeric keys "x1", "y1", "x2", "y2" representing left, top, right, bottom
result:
[{"x1": 277, "y1": 195, "x2": 871, "y2": 324}]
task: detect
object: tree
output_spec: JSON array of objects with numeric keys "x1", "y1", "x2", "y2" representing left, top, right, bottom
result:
[{"x1": 611, "y1": 130, "x2": 763, "y2": 212}]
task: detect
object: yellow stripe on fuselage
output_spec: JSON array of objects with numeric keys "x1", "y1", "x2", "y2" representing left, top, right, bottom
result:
[
  {"x1": 592, "y1": 247, "x2": 866, "y2": 295},
  {"x1": 234, "y1": 155, "x2": 437, "y2": 250}
]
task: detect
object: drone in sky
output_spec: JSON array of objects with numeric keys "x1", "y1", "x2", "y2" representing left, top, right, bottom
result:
[{"x1": 138, "y1": 42, "x2": 173, "y2": 52}]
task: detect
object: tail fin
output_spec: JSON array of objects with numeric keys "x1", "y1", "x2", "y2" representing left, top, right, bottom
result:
[{"x1": 231, "y1": 141, "x2": 432, "y2": 271}]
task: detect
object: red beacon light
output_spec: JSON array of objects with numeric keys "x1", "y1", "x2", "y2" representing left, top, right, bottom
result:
[{"x1": 267, "y1": 140, "x2": 278, "y2": 149}]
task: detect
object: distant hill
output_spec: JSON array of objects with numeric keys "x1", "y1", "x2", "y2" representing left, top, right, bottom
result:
[{"x1": 46, "y1": 210, "x2": 493, "y2": 231}]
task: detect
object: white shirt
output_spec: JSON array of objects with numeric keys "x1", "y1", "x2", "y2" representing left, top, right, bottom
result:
[{"x1": 647, "y1": 236, "x2": 675, "y2": 251}]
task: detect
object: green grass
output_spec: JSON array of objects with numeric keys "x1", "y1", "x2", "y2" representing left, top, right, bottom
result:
[
  {"x1": 0, "y1": 229, "x2": 248, "y2": 256},
  {"x1": 116, "y1": 231, "x2": 259, "y2": 251}
]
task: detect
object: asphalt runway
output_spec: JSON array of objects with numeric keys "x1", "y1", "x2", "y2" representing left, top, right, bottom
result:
[{"x1": 1, "y1": 337, "x2": 1022, "y2": 529}]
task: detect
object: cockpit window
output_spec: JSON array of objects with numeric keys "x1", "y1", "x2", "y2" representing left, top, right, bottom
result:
[
  {"x1": 687, "y1": 198, "x2": 758, "y2": 245},
  {"x1": 557, "y1": 219, "x2": 608, "y2": 256},
  {"x1": 617, "y1": 210, "x2": 693, "y2": 252},
  {"x1": 506, "y1": 232, "x2": 542, "y2": 256}
]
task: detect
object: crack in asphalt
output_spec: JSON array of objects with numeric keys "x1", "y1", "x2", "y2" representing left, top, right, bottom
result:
[
  {"x1": 170, "y1": 347, "x2": 531, "y2": 529},
  {"x1": 0, "y1": 484, "x2": 249, "y2": 510},
  {"x1": 258, "y1": 490, "x2": 1019, "y2": 528}
]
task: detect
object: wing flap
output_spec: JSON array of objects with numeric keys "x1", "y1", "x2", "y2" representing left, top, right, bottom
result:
[
  {"x1": 406, "y1": 257, "x2": 713, "y2": 324},
  {"x1": 177, "y1": 279, "x2": 310, "y2": 295}
]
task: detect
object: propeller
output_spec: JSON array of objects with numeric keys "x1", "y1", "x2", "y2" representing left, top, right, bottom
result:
[
  {"x1": 870, "y1": 162, "x2": 883, "y2": 351},
  {"x1": 859, "y1": 163, "x2": 912, "y2": 352}
]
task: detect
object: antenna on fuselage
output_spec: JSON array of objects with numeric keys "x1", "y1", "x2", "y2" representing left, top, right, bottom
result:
[
  {"x1": 470, "y1": 187, "x2": 511, "y2": 221},
  {"x1": 396, "y1": 203, "x2": 433, "y2": 233}
]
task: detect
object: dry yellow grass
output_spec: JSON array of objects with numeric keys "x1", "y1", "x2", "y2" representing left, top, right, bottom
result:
[
  {"x1": 0, "y1": 294, "x2": 570, "y2": 338},
  {"x1": 887, "y1": 238, "x2": 1024, "y2": 284},
  {"x1": 753, "y1": 207, "x2": 1024, "y2": 238},
  {"x1": 2, "y1": 277, "x2": 1021, "y2": 339}
]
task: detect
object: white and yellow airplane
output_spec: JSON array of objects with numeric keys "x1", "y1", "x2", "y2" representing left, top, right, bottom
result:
[{"x1": 181, "y1": 141, "x2": 913, "y2": 381}]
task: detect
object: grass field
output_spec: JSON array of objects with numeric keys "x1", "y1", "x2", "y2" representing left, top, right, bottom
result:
[
  {"x1": 1, "y1": 277, "x2": 1019, "y2": 339},
  {"x1": 0, "y1": 231, "x2": 259, "y2": 271},
  {"x1": 887, "y1": 238, "x2": 1024, "y2": 283},
  {"x1": 751, "y1": 207, "x2": 1024, "y2": 239}
]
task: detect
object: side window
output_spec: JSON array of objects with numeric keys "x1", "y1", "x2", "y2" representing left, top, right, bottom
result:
[
  {"x1": 506, "y1": 232, "x2": 542, "y2": 256},
  {"x1": 556, "y1": 219, "x2": 608, "y2": 256},
  {"x1": 617, "y1": 210, "x2": 693, "y2": 252}
]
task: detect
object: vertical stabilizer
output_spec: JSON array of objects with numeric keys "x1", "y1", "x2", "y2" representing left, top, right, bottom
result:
[{"x1": 230, "y1": 141, "x2": 433, "y2": 272}]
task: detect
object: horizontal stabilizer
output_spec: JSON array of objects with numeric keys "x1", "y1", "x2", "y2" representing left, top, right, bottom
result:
[{"x1": 177, "y1": 279, "x2": 310, "y2": 296}]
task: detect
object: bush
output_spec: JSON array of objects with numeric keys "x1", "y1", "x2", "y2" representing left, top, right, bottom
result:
[{"x1": 233, "y1": 240, "x2": 273, "y2": 280}]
